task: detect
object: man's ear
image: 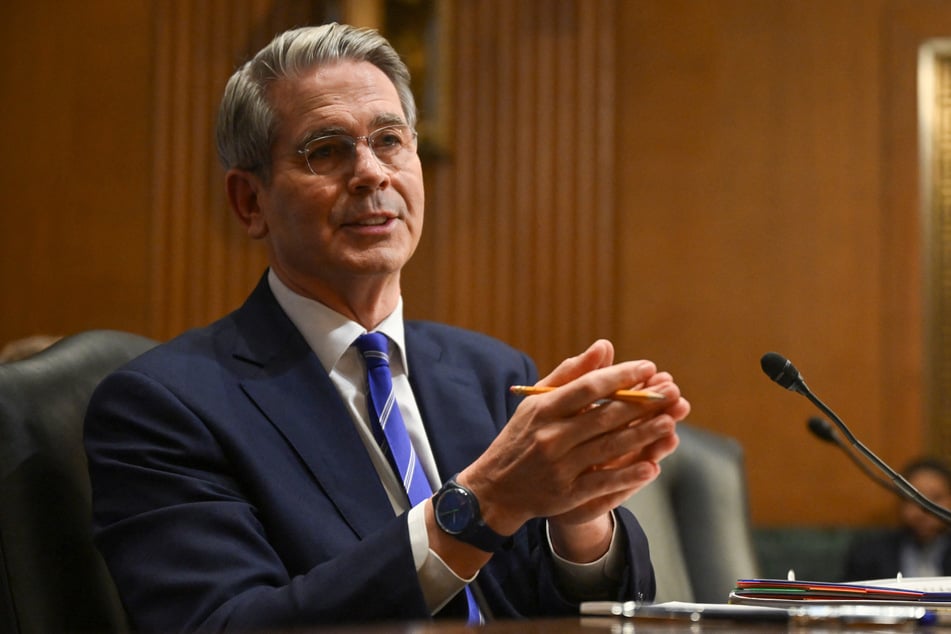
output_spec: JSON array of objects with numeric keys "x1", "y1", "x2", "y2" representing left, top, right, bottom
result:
[{"x1": 225, "y1": 168, "x2": 269, "y2": 239}]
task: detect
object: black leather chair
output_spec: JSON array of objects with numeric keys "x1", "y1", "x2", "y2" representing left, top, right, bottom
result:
[
  {"x1": 622, "y1": 422, "x2": 760, "y2": 603},
  {"x1": 0, "y1": 329, "x2": 158, "y2": 633}
]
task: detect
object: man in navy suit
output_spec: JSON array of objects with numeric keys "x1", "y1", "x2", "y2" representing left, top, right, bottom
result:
[{"x1": 84, "y1": 23, "x2": 690, "y2": 632}]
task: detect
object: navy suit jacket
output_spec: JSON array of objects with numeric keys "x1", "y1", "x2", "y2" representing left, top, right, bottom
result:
[{"x1": 84, "y1": 274, "x2": 656, "y2": 632}]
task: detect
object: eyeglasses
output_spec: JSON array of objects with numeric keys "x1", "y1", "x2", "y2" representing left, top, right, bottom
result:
[{"x1": 297, "y1": 125, "x2": 418, "y2": 175}]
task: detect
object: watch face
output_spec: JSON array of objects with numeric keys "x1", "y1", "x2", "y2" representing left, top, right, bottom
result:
[{"x1": 436, "y1": 487, "x2": 474, "y2": 534}]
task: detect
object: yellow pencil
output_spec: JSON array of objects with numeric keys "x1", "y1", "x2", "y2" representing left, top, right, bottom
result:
[{"x1": 509, "y1": 385, "x2": 666, "y2": 403}]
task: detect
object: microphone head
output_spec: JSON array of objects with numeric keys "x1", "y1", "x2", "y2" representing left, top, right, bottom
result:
[
  {"x1": 807, "y1": 416, "x2": 837, "y2": 443},
  {"x1": 760, "y1": 352, "x2": 803, "y2": 390}
]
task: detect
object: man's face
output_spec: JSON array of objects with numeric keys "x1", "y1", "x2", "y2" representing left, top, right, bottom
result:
[
  {"x1": 240, "y1": 60, "x2": 424, "y2": 300},
  {"x1": 900, "y1": 468, "x2": 951, "y2": 544}
]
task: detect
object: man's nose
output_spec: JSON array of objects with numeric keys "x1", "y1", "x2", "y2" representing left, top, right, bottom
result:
[{"x1": 350, "y1": 140, "x2": 388, "y2": 187}]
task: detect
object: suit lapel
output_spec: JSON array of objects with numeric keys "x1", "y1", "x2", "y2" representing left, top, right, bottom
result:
[
  {"x1": 405, "y1": 327, "x2": 499, "y2": 482},
  {"x1": 229, "y1": 276, "x2": 394, "y2": 538},
  {"x1": 226, "y1": 279, "x2": 502, "y2": 534}
]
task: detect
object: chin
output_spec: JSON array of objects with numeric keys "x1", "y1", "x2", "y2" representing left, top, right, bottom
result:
[{"x1": 353, "y1": 247, "x2": 413, "y2": 272}]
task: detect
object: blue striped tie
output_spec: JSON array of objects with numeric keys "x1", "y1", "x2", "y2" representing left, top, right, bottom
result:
[{"x1": 355, "y1": 332, "x2": 482, "y2": 624}]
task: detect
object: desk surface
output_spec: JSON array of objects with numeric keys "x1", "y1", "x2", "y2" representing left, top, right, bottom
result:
[{"x1": 307, "y1": 616, "x2": 930, "y2": 633}]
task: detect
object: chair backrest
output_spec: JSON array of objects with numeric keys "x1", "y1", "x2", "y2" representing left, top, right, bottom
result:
[
  {"x1": 622, "y1": 422, "x2": 760, "y2": 603},
  {"x1": 0, "y1": 329, "x2": 158, "y2": 633}
]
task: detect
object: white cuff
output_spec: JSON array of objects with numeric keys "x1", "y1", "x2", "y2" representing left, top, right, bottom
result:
[
  {"x1": 407, "y1": 502, "x2": 476, "y2": 614},
  {"x1": 546, "y1": 511, "x2": 624, "y2": 595}
]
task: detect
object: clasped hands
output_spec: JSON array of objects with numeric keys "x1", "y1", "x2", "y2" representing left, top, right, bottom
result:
[{"x1": 458, "y1": 339, "x2": 690, "y2": 564}]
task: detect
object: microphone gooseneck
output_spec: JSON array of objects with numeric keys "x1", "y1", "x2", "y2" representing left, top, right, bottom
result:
[
  {"x1": 761, "y1": 352, "x2": 951, "y2": 524},
  {"x1": 806, "y1": 416, "x2": 900, "y2": 495}
]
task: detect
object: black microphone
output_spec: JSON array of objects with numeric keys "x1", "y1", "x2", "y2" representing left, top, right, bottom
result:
[
  {"x1": 760, "y1": 352, "x2": 808, "y2": 394},
  {"x1": 806, "y1": 416, "x2": 899, "y2": 495},
  {"x1": 761, "y1": 351, "x2": 951, "y2": 524},
  {"x1": 806, "y1": 415, "x2": 837, "y2": 443}
]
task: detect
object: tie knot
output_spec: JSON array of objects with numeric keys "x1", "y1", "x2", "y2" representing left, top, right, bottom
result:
[{"x1": 355, "y1": 332, "x2": 391, "y2": 369}]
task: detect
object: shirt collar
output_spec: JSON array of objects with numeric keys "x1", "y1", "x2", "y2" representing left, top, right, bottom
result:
[{"x1": 267, "y1": 269, "x2": 409, "y2": 375}]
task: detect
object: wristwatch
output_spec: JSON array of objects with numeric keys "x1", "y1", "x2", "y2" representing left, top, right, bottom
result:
[{"x1": 433, "y1": 475, "x2": 509, "y2": 552}]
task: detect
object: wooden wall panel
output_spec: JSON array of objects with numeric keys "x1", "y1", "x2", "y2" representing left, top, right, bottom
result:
[
  {"x1": 610, "y1": 0, "x2": 948, "y2": 526},
  {"x1": 416, "y1": 0, "x2": 951, "y2": 526},
  {"x1": 887, "y1": 0, "x2": 951, "y2": 487},
  {"x1": 407, "y1": 0, "x2": 617, "y2": 373},
  {"x1": 617, "y1": 0, "x2": 890, "y2": 526},
  {"x1": 148, "y1": 0, "x2": 320, "y2": 340},
  {"x1": 5, "y1": 0, "x2": 951, "y2": 527},
  {"x1": 0, "y1": 2, "x2": 153, "y2": 343}
]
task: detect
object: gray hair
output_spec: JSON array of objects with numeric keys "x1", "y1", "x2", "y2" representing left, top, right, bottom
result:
[{"x1": 216, "y1": 23, "x2": 417, "y2": 181}]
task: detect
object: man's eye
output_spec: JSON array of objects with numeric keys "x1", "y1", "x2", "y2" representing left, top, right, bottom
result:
[
  {"x1": 375, "y1": 132, "x2": 402, "y2": 148},
  {"x1": 308, "y1": 137, "x2": 350, "y2": 160}
]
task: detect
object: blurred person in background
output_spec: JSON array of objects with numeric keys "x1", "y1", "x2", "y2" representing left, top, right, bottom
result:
[{"x1": 843, "y1": 457, "x2": 951, "y2": 580}]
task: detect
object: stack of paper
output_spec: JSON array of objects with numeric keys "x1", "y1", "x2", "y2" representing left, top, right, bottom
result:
[{"x1": 730, "y1": 577, "x2": 951, "y2": 607}]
